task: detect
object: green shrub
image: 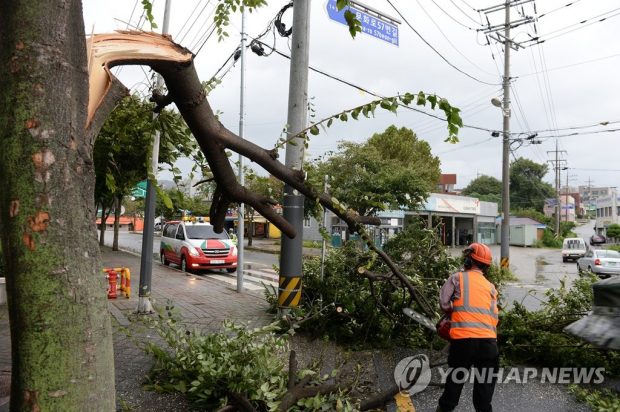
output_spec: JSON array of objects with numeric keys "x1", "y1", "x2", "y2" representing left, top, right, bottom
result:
[
  {"x1": 607, "y1": 224, "x2": 620, "y2": 240},
  {"x1": 539, "y1": 228, "x2": 563, "y2": 248},
  {"x1": 144, "y1": 306, "x2": 358, "y2": 411},
  {"x1": 499, "y1": 274, "x2": 620, "y2": 377},
  {"x1": 283, "y1": 221, "x2": 517, "y2": 349},
  {"x1": 569, "y1": 385, "x2": 620, "y2": 412}
]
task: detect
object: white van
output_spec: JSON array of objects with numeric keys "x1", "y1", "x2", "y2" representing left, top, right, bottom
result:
[
  {"x1": 160, "y1": 221, "x2": 237, "y2": 273},
  {"x1": 561, "y1": 238, "x2": 587, "y2": 262}
]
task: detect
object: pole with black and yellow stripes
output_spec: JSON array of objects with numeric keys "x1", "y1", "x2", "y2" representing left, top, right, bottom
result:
[{"x1": 278, "y1": 0, "x2": 310, "y2": 311}]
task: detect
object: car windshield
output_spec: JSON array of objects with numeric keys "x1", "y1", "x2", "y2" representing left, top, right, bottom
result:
[
  {"x1": 565, "y1": 240, "x2": 583, "y2": 249},
  {"x1": 184, "y1": 225, "x2": 229, "y2": 240},
  {"x1": 598, "y1": 250, "x2": 620, "y2": 258}
]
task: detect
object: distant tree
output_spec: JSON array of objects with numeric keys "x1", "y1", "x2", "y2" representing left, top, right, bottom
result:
[
  {"x1": 94, "y1": 95, "x2": 196, "y2": 249},
  {"x1": 308, "y1": 125, "x2": 440, "y2": 216},
  {"x1": 510, "y1": 158, "x2": 554, "y2": 212},
  {"x1": 512, "y1": 208, "x2": 551, "y2": 225},
  {"x1": 462, "y1": 175, "x2": 502, "y2": 197}
]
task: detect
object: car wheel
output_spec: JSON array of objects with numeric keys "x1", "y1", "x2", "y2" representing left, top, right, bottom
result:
[
  {"x1": 160, "y1": 252, "x2": 169, "y2": 266},
  {"x1": 181, "y1": 256, "x2": 189, "y2": 273},
  {"x1": 577, "y1": 263, "x2": 583, "y2": 275},
  {"x1": 226, "y1": 267, "x2": 237, "y2": 273},
  {"x1": 562, "y1": 257, "x2": 567, "y2": 263},
  {"x1": 588, "y1": 266, "x2": 593, "y2": 274}
]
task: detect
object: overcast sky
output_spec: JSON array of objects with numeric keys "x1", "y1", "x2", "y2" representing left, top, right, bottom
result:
[{"x1": 83, "y1": 0, "x2": 620, "y2": 191}]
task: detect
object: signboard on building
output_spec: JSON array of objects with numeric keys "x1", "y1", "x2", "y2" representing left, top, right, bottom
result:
[
  {"x1": 326, "y1": 0, "x2": 400, "y2": 46},
  {"x1": 424, "y1": 195, "x2": 481, "y2": 215}
]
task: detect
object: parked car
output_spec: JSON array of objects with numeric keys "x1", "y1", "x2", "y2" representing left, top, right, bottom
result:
[
  {"x1": 160, "y1": 221, "x2": 237, "y2": 273},
  {"x1": 561, "y1": 237, "x2": 588, "y2": 262},
  {"x1": 577, "y1": 249, "x2": 620, "y2": 278},
  {"x1": 590, "y1": 234, "x2": 607, "y2": 246}
]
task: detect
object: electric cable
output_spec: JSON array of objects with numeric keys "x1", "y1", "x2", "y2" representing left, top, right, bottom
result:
[
  {"x1": 536, "y1": 0, "x2": 583, "y2": 19},
  {"x1": 448, "y1": 0, "x2": 482, "y2": 25},
  {"x1": 386, "y1": 0, "x2": 501, "y2": 86},
  {"x1": 429, "y1": 0, "x2": 482, "y2": 31},
  {"x1": 415, "y1": 0, "x2": 497, "y2": 77},
  {"x1": 175, "y1": 0, "x2": 207, "y2": 42},
  {"x1": 525, "y1": 7, "x2": 620, "y2": 45},
  {"x1": 514, "y1": 51, "x2": 620, "y2": 78},
  {"x1": 251, "y1": 39, "x2": 501, "y2": 133}
]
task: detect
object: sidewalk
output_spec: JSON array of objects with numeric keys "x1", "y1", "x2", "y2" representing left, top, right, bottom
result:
[{"x1": 244, "y1": 238, "x2": 322, "y2": 257}]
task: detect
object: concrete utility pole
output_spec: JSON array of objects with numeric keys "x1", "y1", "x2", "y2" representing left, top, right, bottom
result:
[
  {"x1": 279, "y1": 0, "x2": 311, "y2": 311},
  {"x1": 137, "y1": 0, "x2": 172, "y2": 314},
  {"x1": 237, "y1": 9, "x2": 246, "y2": 293},
  {"x1": 484, "y1": 0, "x2": 533, "y2": 269},
  {"x1": 548, "y1": 142, "x2": 567, "y2": 238},
  {"x1": 500, "y1": 1, "x2": 511, "y2": 270}
]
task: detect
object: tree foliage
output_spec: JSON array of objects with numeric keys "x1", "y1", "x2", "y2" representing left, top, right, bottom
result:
[
  {"x1": 606, "y1": 224, "x2": 620, "y2": 239},
  {"x1": 462, "y1": 175, "x2": 501, "y2": 197},
  {"x1": 510, "y1": 157, "x2": 554, "y2": 212},
  {"x1": 307, "y1": 126, "x2": 440, "y2": 217}
]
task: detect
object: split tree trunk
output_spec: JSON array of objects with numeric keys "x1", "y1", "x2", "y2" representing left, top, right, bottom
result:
[{"x1": 0, "y1": 1, "x2": 115, "y2": 410}]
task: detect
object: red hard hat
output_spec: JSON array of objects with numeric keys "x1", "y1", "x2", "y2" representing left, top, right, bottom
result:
[{"x1": 465, "y1": 243, "x2": 492, "y2": 266}]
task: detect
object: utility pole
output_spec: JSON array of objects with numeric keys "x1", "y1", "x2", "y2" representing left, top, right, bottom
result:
[
  {"x1": 484, "y1": 0, "x2": 533, "y2": 269},
  {"x1": 236, "y1": 8, "x2": 246, "y2": 293},
  {"x1": 547, "y1": 142, "x2": 567, "y2": 238},
  {"x1": 137, "y1": 0, "x2": 171, "y2": 313},
  {"x1": 500, "y1": 1, "x2": 511, "y2": 270},
  {"x1": 319, "y1": 175, "x2": 329, "y2": 308},
  {"x1": 278, "y1": 0, "x2": 311, "y2": 311}
]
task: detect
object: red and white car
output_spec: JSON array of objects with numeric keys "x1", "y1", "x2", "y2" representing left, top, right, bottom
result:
[{"x1": 160, "y1": 221, "x2": 237, "y2": 273}]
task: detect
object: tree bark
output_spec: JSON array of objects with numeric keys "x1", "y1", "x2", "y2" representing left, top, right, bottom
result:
[
  {"x1": 112, "y1": 195, "x2": 121, "y2": 251},
  {"x1": 248, "y1": 209, "x2": 254, "y2": 247},
  {"x1": 0, "y1": 1, "x2": 115, "y2": 410}
]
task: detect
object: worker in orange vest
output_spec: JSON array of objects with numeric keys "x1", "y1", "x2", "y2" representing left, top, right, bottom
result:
[{"x1": 437, "y1": 243, "x2": 499, "y2": 412}]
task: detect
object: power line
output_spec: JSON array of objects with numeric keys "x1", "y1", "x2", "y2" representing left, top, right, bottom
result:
[
  {"x1": 177, "y1": 0, "x2": 212, "y2": 44},
  {"x1": 537, "y1": 128, "x2": 620, "y2": 139},
  {"x1": 386, "y1": 0, "x2": 500, "y2": 86},
  {"x1": 429, "y1": 0, "x2": 482, "y2": 31},
  {"x1": 175, "y1": 0, "x2": 206, "y2": 41},
  {"x1": 515, "y1": 51, "x2": 620, "y2": 78},
  {"x1": 448, "y1": 0, "x2": 482, "y2": 25},
  {"x1": 251, "y1": 39, "x2": 501, "y2": 134},
  {"x1": 536, "y1": 0, "x2": 583, "y2": 19},
  {"x1": 415, "y1": 0, "x2": 497, "y2": 77},
  {"x1": 526, "y1": 7, "x2": 620, "y2": 45}
]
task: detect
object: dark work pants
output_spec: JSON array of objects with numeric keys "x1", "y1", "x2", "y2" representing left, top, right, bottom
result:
[{"x1": 438, "y1": 338, "x2": 499, "y2": 412}]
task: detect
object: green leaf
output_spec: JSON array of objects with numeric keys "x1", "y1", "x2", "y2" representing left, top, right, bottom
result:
[
  {"x1": 339, "y1": 113, "x2": 348, "y2": 122},
  {"x1": 327, "y1": 118, "x2": 333, "y2": 127},
  {"x1": 309, "y1": 125, "x2": 320, "y2": 135},
  {"x1": 416, "y1": 92, "x2": 426, "y2": 106},
  {"x1": 428, "y1": 95, "x2": 438, "y2": 109}
]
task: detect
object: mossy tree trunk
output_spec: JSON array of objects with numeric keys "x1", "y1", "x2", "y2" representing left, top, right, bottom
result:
[{"x1": 0, "y1": 1, "x2": 116, "y2": 410}]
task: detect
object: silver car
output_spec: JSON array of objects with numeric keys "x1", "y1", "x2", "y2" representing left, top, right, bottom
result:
[{"x1": 577, "y1": 249, "x2": 620, "y2": 278}]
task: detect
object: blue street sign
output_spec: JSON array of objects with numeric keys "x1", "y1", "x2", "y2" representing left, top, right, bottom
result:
[{"x1": 326, "y1": 0, "x2": 399, "y2": 46}]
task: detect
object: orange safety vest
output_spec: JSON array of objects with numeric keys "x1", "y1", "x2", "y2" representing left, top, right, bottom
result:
[{"x1": 449, "y1": 270, "x2": 498, "y2": 339}]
